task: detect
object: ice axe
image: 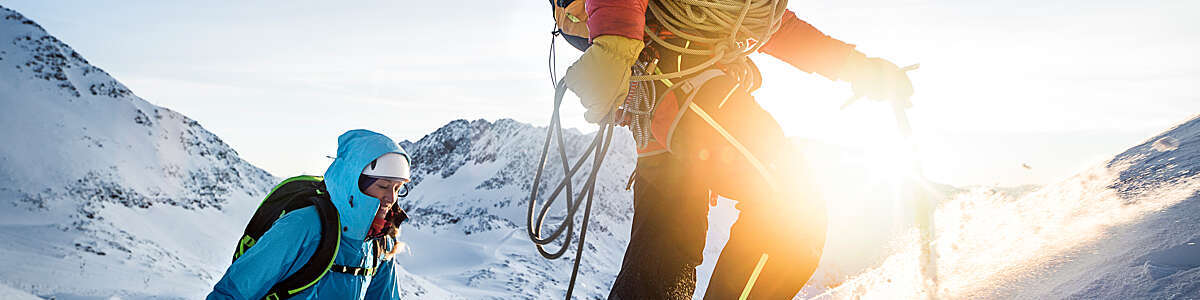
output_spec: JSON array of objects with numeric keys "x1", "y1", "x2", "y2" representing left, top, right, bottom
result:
[{"x1": 839, "y1": 63, "x2": 940, "y2": 294}]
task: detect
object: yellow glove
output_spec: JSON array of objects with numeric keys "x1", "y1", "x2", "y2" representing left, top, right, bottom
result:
[
  {"x1": 839, "y1": 51, "x2": 915, "y2": 107},
  {"x1": 562, "y1": 35, "x2": 644, "y2": 124}
]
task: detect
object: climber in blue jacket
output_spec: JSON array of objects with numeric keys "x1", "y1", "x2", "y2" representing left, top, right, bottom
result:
[{"x1": 209, "y1": 129, "x2": 412, "y2": 299}]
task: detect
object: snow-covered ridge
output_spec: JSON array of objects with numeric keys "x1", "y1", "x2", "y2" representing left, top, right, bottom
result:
[
  {"x1": 394, "y1": 118, "x2": 638, "y2": 299},
  {"x1": 0, "y1": 6, "x2": 272, "y2": 211},
  {"x1": 0, "y1": 5, "x2": 274, "y2": 298},
  {"x1": 398, "y1": 118, "x2": 633, "y2": 230}
]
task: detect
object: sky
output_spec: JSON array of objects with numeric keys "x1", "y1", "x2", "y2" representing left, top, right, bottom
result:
[{"x1": 3, "y1": 0, "x2": 1197, "y2": 187}]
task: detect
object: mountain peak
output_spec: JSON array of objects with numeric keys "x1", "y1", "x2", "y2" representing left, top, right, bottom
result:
[
  {"x1": 1, "y1": 6, "x2": 132, "y2": 100},
  {"x1": 2, "y1": 7, "x2": 45, "y2": 34}
]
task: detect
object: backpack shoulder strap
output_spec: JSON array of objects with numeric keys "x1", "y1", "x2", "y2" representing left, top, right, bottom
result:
[
  {"x1": 262, "y1": 192, "x2": 341, "y2": 300},
  {"x1": 234, "y1": 176, "x2": 327, "y2": 261}
]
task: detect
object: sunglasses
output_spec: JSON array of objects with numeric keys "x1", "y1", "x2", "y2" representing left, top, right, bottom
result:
[{"x1": 396, "y1": 182, "x2": 411, "y2": 198}]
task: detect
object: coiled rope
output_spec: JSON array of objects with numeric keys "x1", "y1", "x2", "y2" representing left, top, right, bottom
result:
[
  {"x1": 631, "y1": 0, "x2": 789, "y2": 82},
  {"x1": 623, "y1": 0, "x2": 788, "y2": 149},
  {"x1": 527, "y1": 79, "x2": 618, "y2": 300}
]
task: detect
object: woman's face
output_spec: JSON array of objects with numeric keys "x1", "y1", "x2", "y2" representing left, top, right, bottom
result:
[{"x1": 362, "y1": 178, "x2": 408, "y2": 208}]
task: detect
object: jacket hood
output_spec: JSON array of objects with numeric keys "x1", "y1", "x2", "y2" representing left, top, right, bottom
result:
[{"x1": 323, "y1": 129, "x2": 409, "y2": 240}]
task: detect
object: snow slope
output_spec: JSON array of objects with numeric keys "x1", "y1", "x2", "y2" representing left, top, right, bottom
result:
[
  {"x1": 0, "y1": 282, "x2": 40, "y2": 300},
  {"x1": 804, "y1": 115, "x2": 1200, "y2": 299}
]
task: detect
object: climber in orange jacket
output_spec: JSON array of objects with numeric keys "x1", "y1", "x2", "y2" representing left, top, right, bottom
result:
[{"x1": 551, "y1": 0, "x2": 914, "y2": 298}]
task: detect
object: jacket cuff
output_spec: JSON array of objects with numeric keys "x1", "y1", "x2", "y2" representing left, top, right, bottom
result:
[
  {"x1": 760, "y1": 10, "x2": 857, "y2": 80},
  {"x1": 585, "y1": 0, "x2": 648, "y2": 41}
]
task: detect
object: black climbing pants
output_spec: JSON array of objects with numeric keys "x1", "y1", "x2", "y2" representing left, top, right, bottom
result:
[{"x1": 609, "y1": 72, "x2": 827, "y2": 300}]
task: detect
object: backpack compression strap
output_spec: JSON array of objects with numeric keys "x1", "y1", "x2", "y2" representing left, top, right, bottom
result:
[
  {"x1": 330, "y1": 264, "x2": 377, "y2": 277},
  {"x1": 262, "y1": 194, "x2": 341, "y2": 300}
]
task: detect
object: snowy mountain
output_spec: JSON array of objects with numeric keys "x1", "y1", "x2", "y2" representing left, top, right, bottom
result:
[
  {"x1": 393, "y1": 118, "x2": 637, "y2": 299},
  {"x1": 0, "y1": 6, "x2": 278, "y2": 298},
  {"x1": 0, "y1": 6, "x2": 479, "y2": 299},
  {"x1": 0, "y1": 5, "x2": 636, "y2": 299}
]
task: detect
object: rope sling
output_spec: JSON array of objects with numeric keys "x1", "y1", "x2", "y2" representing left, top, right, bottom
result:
[{"x1": 529, "y1": 0, "x2": 788, "y2": 298}]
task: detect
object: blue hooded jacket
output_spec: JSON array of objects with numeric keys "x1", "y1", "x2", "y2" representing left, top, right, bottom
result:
[{"x1": 208, "y1": 129, "x2": 409, "y2": 299}]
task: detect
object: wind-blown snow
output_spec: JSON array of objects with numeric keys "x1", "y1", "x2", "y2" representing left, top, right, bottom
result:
[
  {"x1": 804, "y1": 115, "x2": 1200, "y2": 299},
  {"x1": 1154, "y1": 136, "x2": 1181, "y2": 152}
]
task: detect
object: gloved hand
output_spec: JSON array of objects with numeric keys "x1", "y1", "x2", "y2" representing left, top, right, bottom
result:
[
  {"x1": 839, "y1": 51, "x2": 915, "y2": 107},
  {"x1": 562, "y1": 35, "x2": 644, "y2": 124}
]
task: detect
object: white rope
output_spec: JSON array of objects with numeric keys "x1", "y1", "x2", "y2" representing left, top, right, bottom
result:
[
  {"x1": 630, "y1": 0, "x2": 789, "y2": 82},
  {"x1": 620, "y1": 0, "x2": 788, "y2": 150}
]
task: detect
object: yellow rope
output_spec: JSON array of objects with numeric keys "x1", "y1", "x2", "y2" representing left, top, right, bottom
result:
[{"x1": 739, "y1": 253, "x2": 770, "y2": 300}]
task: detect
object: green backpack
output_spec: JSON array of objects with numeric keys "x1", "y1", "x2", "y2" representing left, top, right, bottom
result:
[{"x1": 232, "y1": 175, "x2": 341, "y2": 300}]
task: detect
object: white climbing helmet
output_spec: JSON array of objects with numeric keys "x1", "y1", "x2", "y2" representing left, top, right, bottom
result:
[{"x1": 361, "y1": 153, "x2": 411, "y2": 182}]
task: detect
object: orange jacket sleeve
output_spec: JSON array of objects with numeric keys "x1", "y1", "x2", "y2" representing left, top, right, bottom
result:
[
  {"x1": 759, "y1": 10, "x2": 859, "y2": 80},
  {"x1": 584, "y1": 4, "x2": 856, "y2": 79},
  {"x1": 585, "y1": 0, "x2": 649, "y2": 41}
]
